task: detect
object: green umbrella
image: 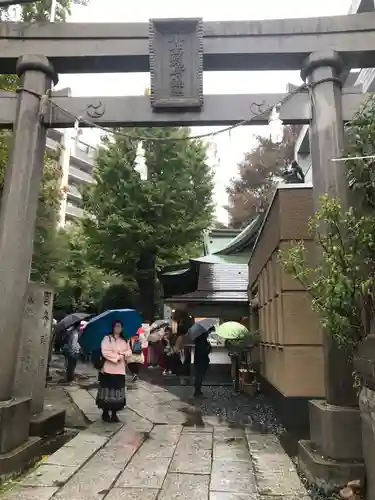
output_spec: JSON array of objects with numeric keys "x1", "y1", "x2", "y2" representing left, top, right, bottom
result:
[{"x1": 216, "y1": 321, "x2": 249, "y2": 340}]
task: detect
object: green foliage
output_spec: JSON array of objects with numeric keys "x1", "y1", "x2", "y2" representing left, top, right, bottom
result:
[
  {"x1": 30, "y1": 155, "x2": 65, "y2": 283},
  {"x1": 0, "y1": 76, "x2": 18, "y2": 193},
  {"x1": 280, "y1": 95, "x2": 375, "y2": 354},
  {"x1": 99, "y1": 284, "x2": 139, "y2": 313},
  {"x1": 53, "y1": 223, "x2": 121, "y2": 313},
  {"x1": 82, "y1": 127, "x2": 215, "y2": 275},
  {"x1": 21, "y1": 0, "x2": 89, "y2": 22},
  {"x1": 81, "y1": 127, "x2": 214, "y2": 318},
  {"x1": 280, "y1": 196, "x2": 375, "y2": 352},
  {"x1": 346, "y1": 94, "x2": 375, "y2": 210},
  {"x1": 0, "y1": 0, "x2": 89, "y2": 22}
]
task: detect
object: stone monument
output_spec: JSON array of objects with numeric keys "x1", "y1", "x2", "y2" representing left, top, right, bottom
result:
[{"x1": 13, "y1": 282, "x2": 65, "y2": 437}]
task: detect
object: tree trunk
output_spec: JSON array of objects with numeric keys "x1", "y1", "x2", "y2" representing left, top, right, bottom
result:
[{"x1": 136, "y1": 249, "x2": 156, "y2": 322}]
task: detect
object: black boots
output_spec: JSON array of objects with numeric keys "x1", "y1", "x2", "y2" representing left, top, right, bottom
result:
[
  {"x1": 102, "y1": 410, "x2": 111, "y2": 422},
  {"x1": 111, "y1": 411, "x2": 120, "y2": 423},
  {"x1": 102, "y1": 410, "x2": 120, "y2": 423}
]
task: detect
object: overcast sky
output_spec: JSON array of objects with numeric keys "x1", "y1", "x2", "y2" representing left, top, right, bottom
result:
[{"x1": 58, "y1": 0, "x2": 354, "y2": 223}]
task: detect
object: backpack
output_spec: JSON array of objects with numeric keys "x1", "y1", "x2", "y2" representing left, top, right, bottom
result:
[
  {"x1": 91, "y1": 349, "x2": 105, "y2": 370},
  {"x1": 131, "y1": 338, "x2": 142, "y2": 354},
  {"x1": 92, "y1": 335, "x2": 111, "y2": 370}
]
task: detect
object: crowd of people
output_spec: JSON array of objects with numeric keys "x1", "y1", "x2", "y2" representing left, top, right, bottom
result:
[{"x1": 56, "y1": 312, "x2": 213, "y2": 423}]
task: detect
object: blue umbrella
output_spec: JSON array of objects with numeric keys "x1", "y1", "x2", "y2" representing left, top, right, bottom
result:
[{"x1": 79, "y1": 309, "x2": 142, "y2": 353}]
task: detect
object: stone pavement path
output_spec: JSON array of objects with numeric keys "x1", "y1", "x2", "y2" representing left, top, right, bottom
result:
[{"x1": 2, "y1": 381, "x2": 311, "y2": 500}]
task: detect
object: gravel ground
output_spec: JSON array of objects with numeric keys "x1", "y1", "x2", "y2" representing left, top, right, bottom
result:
[{"x1": 168, "y1": 385, "x2": 284, "y2": 431}]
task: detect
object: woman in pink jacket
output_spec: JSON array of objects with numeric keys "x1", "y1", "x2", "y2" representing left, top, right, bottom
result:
[{"x1": 96, "y1": 321, "x2": 131, "y2": 422}]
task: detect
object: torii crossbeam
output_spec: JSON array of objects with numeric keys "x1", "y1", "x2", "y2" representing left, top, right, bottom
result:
[
  {"x1": 0, "y1": 90, "x2": 367, "y2": 128},
  {"x1": 1, "y1": 12, "x2": 375, "y2": 73}
]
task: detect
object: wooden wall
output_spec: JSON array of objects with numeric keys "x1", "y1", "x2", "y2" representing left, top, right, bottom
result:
[{"x1": 249, "y1": 186, "x2": 325, "y2": 398}]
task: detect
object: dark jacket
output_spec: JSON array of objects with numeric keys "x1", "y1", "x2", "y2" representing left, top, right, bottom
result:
[{"x1": 194, "y1": 334, "x2": 211, "y2": 367}]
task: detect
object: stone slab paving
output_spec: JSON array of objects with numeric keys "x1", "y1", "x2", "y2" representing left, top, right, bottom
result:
[
  {"x1": 1, "y1": 381, "x2": 311, "y2": 500},
  {"x1": 159, "y1": 473, "x2": 210, "y2": 500},
  {"x1": 65, "y1": 387, "x2": 101, "y2": 423},
  {"x1": 105, "y1": 488, "x2": 159, "y2": 500},
  {"x1": 245, "y1": 431, "x2": 308, "y2": 498},
  {"x1": 0, "y1": 488, "x2": 59, "y2": 500}
]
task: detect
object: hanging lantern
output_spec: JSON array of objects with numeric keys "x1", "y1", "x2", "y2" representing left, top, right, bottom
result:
[
  {"x1": 268, "y1": 105, "x2": 284, "y2": 144},
  {"x1": 134, "y1": 141, "x2": 148, "y2": 180}
]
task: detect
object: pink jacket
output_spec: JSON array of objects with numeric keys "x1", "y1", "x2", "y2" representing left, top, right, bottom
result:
[{"x1": 101, "y1": 335, "x2": 130, "y2": 375}]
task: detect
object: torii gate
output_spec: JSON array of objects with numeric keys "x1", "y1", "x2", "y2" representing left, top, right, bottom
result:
[{"x1": 0, "y1": 12, "x2": 374, "y2": 483}]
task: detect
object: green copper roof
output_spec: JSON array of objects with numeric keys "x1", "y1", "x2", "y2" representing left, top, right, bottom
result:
[
  {"x1": 203, "y1": 229, "x2": 241, "y2": 255},
  {"x1": 202, "y1": 217, "x2": 262, "y2": 257},
  {"x1": 215, "y1": 216, "x2": 262, "y2": 255}
]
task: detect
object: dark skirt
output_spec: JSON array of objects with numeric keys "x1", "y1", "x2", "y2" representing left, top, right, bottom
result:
[
  {"x1": 127, "y1": 362, "x2": 140, "y2": 375},
  {"x1": 165, "y1": 353, "x2": 182, "y2": 375},
  {"x1": 96, "y1": 372, "x2": 126, "y2": 411}
]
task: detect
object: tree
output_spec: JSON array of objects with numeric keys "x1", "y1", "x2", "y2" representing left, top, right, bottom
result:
[
  {"x1": 99, "y1": 284, "x2": 139, "y2": 313},
  {"x1": 82, "y1": 127, "x2": 215, "y2": 320},
  {"x1": 30, "y1": 154, "x2": 66, "y2": 283},
  {"x1": 226, "y1": 125, "x2": 301, "y2": 228},
  {"x1": 0, "y1": 0, "x2": 88, "y2": 21},
  {"x1": 53, "y1": 223, "x2": 121, "y2": 314}
]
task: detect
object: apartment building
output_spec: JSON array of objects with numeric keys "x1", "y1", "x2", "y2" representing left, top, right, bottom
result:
[{"x1": 46, "y1": 128, "x2": 97, "y2": 227}]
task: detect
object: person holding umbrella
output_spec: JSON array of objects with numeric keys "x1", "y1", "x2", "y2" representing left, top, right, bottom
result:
[
  {"x1": 54, "y1": 313, "x2": 90, "y2": 353},
  {"x1": 96, "y1": 321, "x2": 131, "y2": 422},
  {"x1": 127, "y1": 329, "x2": 146, "y2": 382},
  {"x1": 140, "y1": 320, "x2": 151, "y2": 368},
  {"x1": 148, "y1": 320, "x2": 170, "y2": 368},
  {"x1": 193, "y1": 326, "x2": 214, "y2": 398},
  {"x1": 215, "y1": 321, "x2": 254, "y2": 394},
  {"x1": 79, "y1": 309, "x2": 142, "y2": 422},
  {"x1": 61, "y1": 323, "x2": 82, "y2": 384},
  {"x1": 177, "y1": 318, "x2": 216, "y2": 397}
]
